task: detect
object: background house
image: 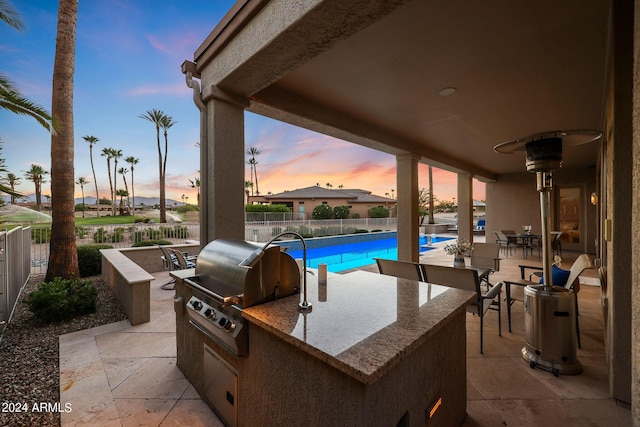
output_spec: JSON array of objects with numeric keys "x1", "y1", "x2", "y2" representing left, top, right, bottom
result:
[{"x1": 248, "y1": 185, "x2": 396, "y2": 219}]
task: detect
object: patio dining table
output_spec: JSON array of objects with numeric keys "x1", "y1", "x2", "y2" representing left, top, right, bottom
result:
[{"x1": 506, "y1": 233, "x2": 540, "y2": 259}]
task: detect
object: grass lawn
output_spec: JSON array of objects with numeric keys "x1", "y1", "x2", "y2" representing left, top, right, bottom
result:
[{"x1": 74, "y1": 216, "x2": 148, "y2": 226}]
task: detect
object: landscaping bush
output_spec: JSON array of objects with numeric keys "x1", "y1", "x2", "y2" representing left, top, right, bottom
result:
[
  {"x1": 93, "y1": 227, "x2": 125, "y2": 243},
  {"x1": 333, "y1": 205, "x2": 350, "y2": 219},
  {"x1": 367, "y1": 206, "x2": 390, "y2": 218},
  {"x1": 245, "y1": 204, "x2": 291, "y2": 213},
  {"x1": 312, "y1": 204, "x2": 333, "y2": 220},
  {"x1": 77, "y1": 244, "x2": 113, "y2": 277},
  {"x1": 76, "y1": 225, "x2": 90, "y2": 239},
  {"x1": 132, "y1": 239, "x2": 172, "y2": 247},
  {"x1": 351, "y1": 213, "x2": 361, "y2": 219},
  {"x1": 26, "y1": 277, "x2": 98, "y2": 323}
]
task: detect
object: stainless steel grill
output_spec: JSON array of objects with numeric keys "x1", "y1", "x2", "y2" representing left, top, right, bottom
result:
[{"x1": 181, "y1": 238, "x2": 300, "y2": 357}]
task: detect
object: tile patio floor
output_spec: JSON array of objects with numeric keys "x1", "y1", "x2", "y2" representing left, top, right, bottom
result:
[{"x1": 59, "y1": 239, "x2": 631, "y2": 426}]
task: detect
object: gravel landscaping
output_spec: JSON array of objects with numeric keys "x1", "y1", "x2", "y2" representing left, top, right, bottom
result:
[{"x1": 0, "y1": 275, "x2": 127, "y2": 427}]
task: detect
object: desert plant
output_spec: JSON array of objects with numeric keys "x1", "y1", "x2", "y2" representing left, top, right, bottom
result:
[{"x1": 26, "y1": 277, "x2": 98, "y2": 322}]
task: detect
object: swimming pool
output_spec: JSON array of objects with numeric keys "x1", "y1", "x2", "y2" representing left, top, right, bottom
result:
[{"x1": 285, "y1": 235, "x2": 453, "y2": 273}]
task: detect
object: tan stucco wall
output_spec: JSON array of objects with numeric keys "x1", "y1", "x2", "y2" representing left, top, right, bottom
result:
[{"x1": 486, "y1": 167, "x2": 597, "y2": 255}]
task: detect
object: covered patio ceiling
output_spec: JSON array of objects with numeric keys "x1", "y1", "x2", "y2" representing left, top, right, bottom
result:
[{"x1": 192, "y1": 0, "x2": 611, "y2": 181}]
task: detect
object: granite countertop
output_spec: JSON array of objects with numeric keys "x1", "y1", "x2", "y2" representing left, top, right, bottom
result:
[{"x1": 242, "y1": 269, "x2": 475, "y2": 385}]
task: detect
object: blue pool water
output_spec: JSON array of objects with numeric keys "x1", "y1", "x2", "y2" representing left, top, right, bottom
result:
[{"x1": 286, "y1": 235, "x2": 453, "y2": 273}]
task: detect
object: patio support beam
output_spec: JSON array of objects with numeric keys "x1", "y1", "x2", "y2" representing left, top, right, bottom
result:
[
  {"x1": 396, "y1": 153, "x2": 420, "y2": 262},
  {"x1": 457, "y1": 173, "x2": 473, "y2": 243},
  {"x1": 200, "y1": 87, "x2": 249, "y2": 244}
]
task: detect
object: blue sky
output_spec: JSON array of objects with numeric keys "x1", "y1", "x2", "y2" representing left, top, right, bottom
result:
[{"x1": 1, "y1": 0, "x2": 483, "y2": 203}]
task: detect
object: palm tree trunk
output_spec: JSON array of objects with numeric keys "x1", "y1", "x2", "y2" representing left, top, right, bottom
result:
[
  {"x1": 46, "y1": 0, "x2": 79, "y2": 281},
  {"x1": 160, "y1": 129, "x2": 168, "y2": 223},
  {"x1": 90, "y1": 145, "x2": 99, "y2": 217},
  {"x1": 106, "y1": 158, "x2": 113, "y2": 216},
  {"x1": 130, "y1": 169, "x2": 135, "y2": 215},
  {"x1": 112, "y1": 158, "x2": 118, "y2": 216}
]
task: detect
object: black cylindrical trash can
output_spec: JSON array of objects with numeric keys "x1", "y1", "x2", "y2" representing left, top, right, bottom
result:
[{"x1": 522, "y1": 284, "x2": 582, "y2": 376}]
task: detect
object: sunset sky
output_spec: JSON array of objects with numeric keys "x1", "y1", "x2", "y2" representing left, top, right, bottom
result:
[{"x1": 2, "y1": 0, "x2": 485, "y2": 204}]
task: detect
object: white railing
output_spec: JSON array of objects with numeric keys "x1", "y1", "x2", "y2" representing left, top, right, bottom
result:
[
  {"x1": 21, "y1": 218, "x2": 399, "y2": 275},
  {"x1": 0, "y1": 227, "x2": 31, "y2": 324},
  {"x1": 28, "y1": 222, "x2": 201, "y2": 275},
  {"x1": 244, "y1": 218, "x2": 397, "y2": 242}
]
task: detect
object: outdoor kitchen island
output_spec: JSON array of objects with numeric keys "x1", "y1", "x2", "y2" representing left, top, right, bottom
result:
[{"x1": 172, "y1": 268, "x2": 475, "y2": 427}]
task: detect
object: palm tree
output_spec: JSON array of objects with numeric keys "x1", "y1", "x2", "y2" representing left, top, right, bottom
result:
[
  {"x1": 246, "y1": 146, "x2": 261, "y2": 196},
  {"x1": 118, "y1": 166, "x2": 129, "y2": 213},
  {"x1": 24, "y1": 164, "x2": 48, "y2": 211},
  {"x1": 125, "y1": 156, "x2": 138, "y2": 214},
  {"x1": 101, "y1": 147, "x2": 114, "y2": 215},
  {"x1": 75, "y1": 176, "x2": 89, "y2": 218},
  {"x1": 112, "y1": 148, "x2": 122, "y2": 216},
  {"x1": 5, "y1": 172, "x2": 21, "y2": 204},
  {"x1": 46, "y1": 0, "x2": 79, "y2": 281},
  {"x1": 189, "y1": 176, "x2": 200, "y2": 209},
  {"x1": 160, "y1": 114, "x2": 175, "y2": 221},
  {"x1": 0, "y1": 2, "x2": 55, "y2": 134},
  {"x1": 139, "y1": 108, "x2": 174, "y2": 223},
  {"x1": 82, "y1": 135, "x2": 100, "y2": 216},
  {"x1": 116, "y1": 189, "x2": 128, "y2": 215}
]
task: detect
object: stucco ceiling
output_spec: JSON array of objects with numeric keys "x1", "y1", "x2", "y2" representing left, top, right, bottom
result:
[{"x1": 210, "y1": 0, "x2": 611, "y2": 179}]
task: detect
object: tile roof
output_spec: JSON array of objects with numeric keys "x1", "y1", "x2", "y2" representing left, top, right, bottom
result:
[{"x1": 263, "y1": 185, "x2": 395, "y2": 203}]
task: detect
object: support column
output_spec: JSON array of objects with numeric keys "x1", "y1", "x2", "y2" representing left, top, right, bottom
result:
[
  {"x1": 457, "y1": 173, "x2": 473, "y2": 243},
  {"x1": 396, "y1": 154, "x2": 420, "y2": 262},
  {"x1": 200, "y1": 86, "x2": 249, "y2": 245}
]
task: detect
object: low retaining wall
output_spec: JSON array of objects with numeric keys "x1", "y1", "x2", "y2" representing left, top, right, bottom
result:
[
  {"x1": 101, "y1": 249, "x2": 153, "y2": 325},
  {"x1": 100, "y1": 244, "x2": 199, "y2": 325}
]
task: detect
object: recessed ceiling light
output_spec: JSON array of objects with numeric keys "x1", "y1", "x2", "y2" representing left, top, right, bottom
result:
[{"x1": 438, "y1": 87, "x2": 457, "y2": 96}]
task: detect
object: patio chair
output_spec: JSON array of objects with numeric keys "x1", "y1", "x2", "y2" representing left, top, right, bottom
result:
[
  {"x1": 503, "y1": 254, "x2": 593, "y2": 347},
  {"x1": 470, "y1": 242, "x2": 501, "y2": 289},
  {"x1": 420, "y1": 263, "x2": 502, "y2": 354},
  {"x1": 474, "y1": 219, "x2": 486, "y2": 232},
  {"x1": 551, "y1": 231, "x2": 563, "y2": 257},
  {"x1": 157, "y1": 245, "x2": 180, "y2": 290},
  {"x1": 374, "y1": 258, "x2": 423, "y2": 281},
  {"x1": 494, "y1": 231, "x2": 511, "y2": 257},
  {"x1": 170, "y1": 248, "x2": 197, "y2": 270}
]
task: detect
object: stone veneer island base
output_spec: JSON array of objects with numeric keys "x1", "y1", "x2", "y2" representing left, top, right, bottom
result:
[{"x1": 173, "y1": 269, "x2": 474, "y2": 427}]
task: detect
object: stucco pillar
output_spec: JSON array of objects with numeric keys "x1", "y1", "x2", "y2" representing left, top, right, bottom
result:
[
  {"x1": 457, "y1": 173, "x2": 473, "y2": 243},
  {"x1": 396, "y1": 154, "x2": 420, "y2": 262},
  {"x1": 200, "y1": 86, "x2": 249, "y2": 245}
]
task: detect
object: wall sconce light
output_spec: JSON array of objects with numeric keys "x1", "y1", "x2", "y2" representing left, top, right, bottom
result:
[{"x1": 590, "y1": 192, "x2": 598, "y2": 205}]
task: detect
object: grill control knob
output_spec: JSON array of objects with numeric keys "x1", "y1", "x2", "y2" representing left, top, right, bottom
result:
[
  {"x1": 204, "y1": 308, "x2": 215, "y2": 319},
  {"x1": 218, "y1": 318, "x2": 227, "y2": 328},
  {"x1": 190, "y1": 300, "x2": 203, "y2": 311},
  {"x1": 224, "y1": 321, "x2": 235, "y2": 332}
]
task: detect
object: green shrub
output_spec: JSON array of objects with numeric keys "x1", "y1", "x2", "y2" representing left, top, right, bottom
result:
[
  {"x1": 368, "y1": 206, "x2": 390, "y2": 218},
  {"x1": 352, "y1": 213, "x2": 361, "y2": 219},
  {"x1": 77, "y1": 244, "x2": 113, "y2": 277},
  {"x1": 245, "y1": 204, "x2": 290, "y2": 213},
  {"x1": 354, "y1": 229, "x2": 369, "y2": 234},
  {"x1": 312, "y1": 204, "x2": 333, "y2": 220},
  {"x1": 76, "y1": 226, "x2": 90, "y2": 238},
  {"x1": 271, "y1": 226, "x2": 282, "y2": 236},
  {"x1": 176, "y1": 204, "x2": 198, "y2": 213},
  {"x1": 333, "y1": 205, "x2": 350, "y2": 219},
  {"x1": 26, "y1": 277, "x2": 98, "y2": 322},
  {"x1": 132, "y1": 239, "x2": 172, "y2": 247},
  {"x1": 133, "y1": 230, "x2": 146, "y2": 243}
]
